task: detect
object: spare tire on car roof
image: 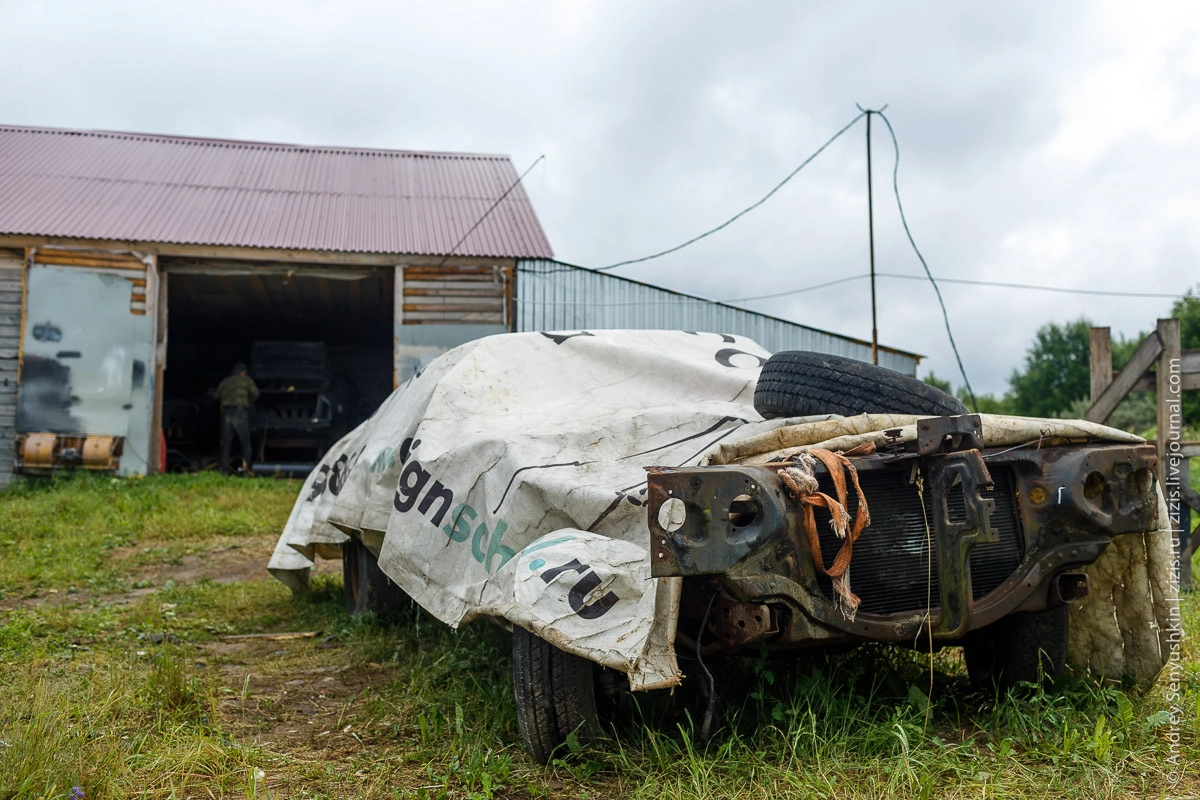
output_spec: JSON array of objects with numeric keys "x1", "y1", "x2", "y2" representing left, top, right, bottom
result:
[{"x1": 754, "y1": 351, "x2": 969, "y2": 419}]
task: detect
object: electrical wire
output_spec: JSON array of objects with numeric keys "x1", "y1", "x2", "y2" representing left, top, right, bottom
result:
[
  {"x1": 877, "y1": 110, "x2": 979, "y2": 411},
  {"x1": 891, "y1": 275, "x2": 1183, "y2": 299},
  {"x1": 595, "y1": 112, "x2": 867, "y2": 271},
  {"x1": 436, "y1": 155, "x2": 545, "y2": 268},
  {"x1": 724, "y1": 274, "x2": 872, "y2": 303},
  {"x1": 723, "y1": 272, "x2": 1187, "y2": 303},
  {"x1": 695, "y1": 591, "x2": 719, "y2": 744}
]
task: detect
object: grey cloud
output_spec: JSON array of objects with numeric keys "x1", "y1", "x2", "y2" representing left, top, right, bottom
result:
[{"x1": 0, "y1": 0, "x2": 1192, "y2": 397}]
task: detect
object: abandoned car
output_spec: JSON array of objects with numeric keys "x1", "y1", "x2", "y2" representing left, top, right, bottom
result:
[{"x1": 268, "y1": 330, "x2": 1168, "y2": 763}]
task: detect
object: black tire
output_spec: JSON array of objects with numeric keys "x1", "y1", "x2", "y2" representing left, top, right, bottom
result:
[
  {"x1": 342, "y1": 535, "x2": 411, "y2": 618},
  {"x1": 754, "y1": 351, "x2": 968, "y2": 419},
  {"x1": 512, "y1": 626, "x2": 600, "y2": 764},
  {"x1": 963, "y1": 604, "x2": 1069, "y2": 689}
]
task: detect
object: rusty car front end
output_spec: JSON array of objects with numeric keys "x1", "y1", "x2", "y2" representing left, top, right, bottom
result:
[{"x1": 647, "y1": 415, "x2": 1159, "y2": 656}]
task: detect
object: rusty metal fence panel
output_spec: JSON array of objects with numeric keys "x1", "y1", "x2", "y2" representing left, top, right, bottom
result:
[{"x1": 515, "y1": 259, "x2": 920, "y2": 376}]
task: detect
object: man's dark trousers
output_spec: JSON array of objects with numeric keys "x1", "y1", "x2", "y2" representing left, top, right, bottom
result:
[{"x1": 221, "y1": 406, "x2": 252, "y2": 473}]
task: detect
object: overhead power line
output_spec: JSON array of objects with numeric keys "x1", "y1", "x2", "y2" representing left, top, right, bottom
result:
[
  {"x1": 595, "y1": 111, "x2": 867, "y2": 271},
  {"x1": 723, "y1": 273, "x2": 1186, "y2": 303},
  {"x1": 437, "y1": 154, "x2": 545, "y2": 268},
  {"x1": 877, "y1": 111, "x2": 978, "y2": 411}
]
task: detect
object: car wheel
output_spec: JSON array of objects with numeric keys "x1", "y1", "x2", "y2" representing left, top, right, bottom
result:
[
  {"x1": 753, "y1": 351, "x2": 968, "y2": 419},
  {"x1": 342, "y1": 535, "x2": 411, "y2": 617},
  {"x1": 963, "y1": 604, "x2": 1069, "y2": 689},
  {"x1": 512, "y1": 626, "x2": 601, "y2": 764}
]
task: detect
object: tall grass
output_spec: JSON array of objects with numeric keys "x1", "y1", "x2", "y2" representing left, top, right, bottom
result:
[{"x1": 0, "y1": 648, "x2": 259, "y2": 799}]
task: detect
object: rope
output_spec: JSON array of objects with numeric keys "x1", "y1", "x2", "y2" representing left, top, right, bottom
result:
[{"x1": 777, "y1": 449, "x2": 871, "y2": 619}]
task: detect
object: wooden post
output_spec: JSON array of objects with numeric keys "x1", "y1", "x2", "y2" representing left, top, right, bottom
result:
[
  {"x1": 393, "y1": 265, "x2": 404, "y2": 390},
  {"x1": 149, "y1": 265, "x2": 167, "y2": 474},
  {"x1": 1089, "y1": 327, "x2": 1112, "y2": 410},
  {"x1": 1086, "y1": 329, "x2": 1163, "y2": 424}
]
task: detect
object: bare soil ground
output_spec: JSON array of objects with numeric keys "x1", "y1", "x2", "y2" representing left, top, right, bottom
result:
[{"x1": 1, "y1": 536, "x2": 340, "y2": 611}]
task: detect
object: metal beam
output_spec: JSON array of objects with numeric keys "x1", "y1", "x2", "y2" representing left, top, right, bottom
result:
[{"x1": 1, "y1": 234, "x2": 520, "y2": 269}]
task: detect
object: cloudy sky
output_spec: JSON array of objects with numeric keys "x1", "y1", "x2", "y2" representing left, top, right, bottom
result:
[{"x1": 2, "y1": 0, "x2": 1195, "y2": 394}]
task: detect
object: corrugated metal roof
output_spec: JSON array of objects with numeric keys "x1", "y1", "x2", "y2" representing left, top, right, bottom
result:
[
  {"x1": 515, "y1": 259, "x2": 924, "y2": 373},
  {"x1": 0, "y1": 125, "x2": 554, "y2": 258}
]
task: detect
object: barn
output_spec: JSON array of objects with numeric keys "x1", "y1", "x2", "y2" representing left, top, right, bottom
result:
[{"x1": 0, "y1": 125, "x2": 921, "y2": 485}]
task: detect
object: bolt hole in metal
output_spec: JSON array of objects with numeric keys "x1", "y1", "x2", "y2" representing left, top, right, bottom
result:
[
  {"x1": 1083, "y1": 471, "x2": 1105, "y2": 500},
  {"x1": 1128, "y1": 467, "x2": 1154, "y2": 496},
  {"x1": 728, "y1": 494, "x2": 760, "y2": 528}
]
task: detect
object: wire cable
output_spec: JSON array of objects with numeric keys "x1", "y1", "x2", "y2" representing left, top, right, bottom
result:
[
  {"x1": 882, "y1": 274, "x2": 1183, "y2": 299},
  {"x1": 723, "y1": 272, "x2": 1187, "y2": 303},
  {"x1": 436, "y1": 154, "x2": 545, "y2": 268},
  {"x1": 695, "y1": 591, "x2": 720, "y2": 744},
  {"x1": 595, "y1": 112, "x2": 867, "y2": 271},
  {"x1": 877, "y1": 110, "x2": 978, "y2": 411}
]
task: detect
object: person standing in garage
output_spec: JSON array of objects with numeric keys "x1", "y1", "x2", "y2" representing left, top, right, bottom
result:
[{"x1": 215, "y1": 362, "x2": 259, "y2": 475}]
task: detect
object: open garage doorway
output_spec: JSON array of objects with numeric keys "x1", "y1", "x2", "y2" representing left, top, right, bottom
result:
[{"x1": 161, "y1": 262, "x2": 394, "y2": 474}]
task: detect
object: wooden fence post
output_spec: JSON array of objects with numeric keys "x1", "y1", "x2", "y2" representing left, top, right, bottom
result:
[{"x1": 1090, "y1": 327, "x2": 1112, "y2": 414}]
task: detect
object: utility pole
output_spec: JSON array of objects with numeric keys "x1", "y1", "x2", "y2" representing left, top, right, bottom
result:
[{"x1": 866, "y1": 110, "x2": 878, "y2": 366}]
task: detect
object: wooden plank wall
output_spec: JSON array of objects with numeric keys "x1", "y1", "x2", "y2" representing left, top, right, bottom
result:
[
  {"x1": 0, "y1": 253, "x2": 22, "y2": 488},
  {"x1": 401, "y1": 265, "x2": 514, "y2": 325}
]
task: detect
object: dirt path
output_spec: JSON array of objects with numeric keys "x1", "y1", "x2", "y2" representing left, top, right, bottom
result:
[{"x1": 2, "y1": 535, "x2": 340, "y2": 611}]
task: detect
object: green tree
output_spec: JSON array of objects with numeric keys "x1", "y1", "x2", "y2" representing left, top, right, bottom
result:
[
  {"x1": 1007, "y1": 317, "x2": 1093, "y2": 418},
  {"x1": 922, "y1": 372, "x2": 952, "y2": 394},
  {"x1": 958, "y1": 387, "x2": 1013, "y2": 415}
]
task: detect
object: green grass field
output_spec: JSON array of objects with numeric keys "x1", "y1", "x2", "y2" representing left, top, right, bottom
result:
[{"x1": 0, "y1": 473, "x2": 1195, "y2": 799}]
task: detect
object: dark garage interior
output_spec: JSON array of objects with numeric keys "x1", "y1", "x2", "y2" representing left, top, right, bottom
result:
[{"x1": 162, "y1": 263, "x2": 395, "y2": 472}]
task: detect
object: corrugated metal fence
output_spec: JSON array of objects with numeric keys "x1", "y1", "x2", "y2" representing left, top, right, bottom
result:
[{"x1": 514, "y1": 259, "x2": 920, "y2": 376}]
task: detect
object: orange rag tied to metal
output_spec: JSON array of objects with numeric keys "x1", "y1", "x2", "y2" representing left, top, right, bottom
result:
[{"x1": 777, "y1": 449, "x2": 871, "y2": 619}]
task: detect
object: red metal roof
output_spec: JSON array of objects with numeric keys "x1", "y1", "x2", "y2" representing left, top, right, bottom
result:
[{"x1": 0, "y1": 125, "x2": 553, "y2": 258}]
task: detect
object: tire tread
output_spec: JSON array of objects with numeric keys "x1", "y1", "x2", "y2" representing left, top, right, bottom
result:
[
  {"x1": 754, "y1": 351, "x2": 968, "y2": 419},
  {"x1": 512, "y1": 626, "x2": 599, "y2": 763}
]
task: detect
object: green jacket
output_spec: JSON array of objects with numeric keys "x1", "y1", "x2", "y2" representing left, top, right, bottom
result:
[{"x1": 216, "y1": 374, "x2": 259, "y2": 409}]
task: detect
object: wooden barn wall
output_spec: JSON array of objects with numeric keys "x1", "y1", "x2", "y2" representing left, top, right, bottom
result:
[{"x1": 0, "y1": 253, "x2": 23, "y2": 488}]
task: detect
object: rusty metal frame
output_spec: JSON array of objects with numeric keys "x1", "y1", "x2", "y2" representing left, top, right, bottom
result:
[{"x1": 647, "y1": 435, "x2": 1159, "y2": 650}]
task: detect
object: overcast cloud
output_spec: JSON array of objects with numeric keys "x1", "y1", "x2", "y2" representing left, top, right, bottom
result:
[{"x1": 2, "y1": 0, "x2": 1196, "y2": 394}]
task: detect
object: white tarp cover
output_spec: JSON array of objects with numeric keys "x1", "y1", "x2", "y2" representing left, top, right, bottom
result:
[
  {"x1": 269, "y1": 330, "x2": 1178, "y2": 690},
  {"x1": 269, "y1": 330, "x2": 773, "y2": 690}
]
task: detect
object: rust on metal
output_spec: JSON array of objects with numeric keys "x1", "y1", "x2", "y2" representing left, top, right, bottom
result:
[
  {"x1": 712, "y1": 594, "x2": 778, "y2": 648},
  {"x1": 20, "y1": 432, "x2": 56, "y2": 468},
  {"x1": 81, "y1": 435, "x2": 118, "y2": 469},
  {"x1": 647, "y1": 426, "x2": 1160, "y2": 652},
  {"x1": 17, "y1": 433, "x2": 123, "y2": 472},
  {"x1": 917, "y1": 414, "x2": 984, "y2": 456}
]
